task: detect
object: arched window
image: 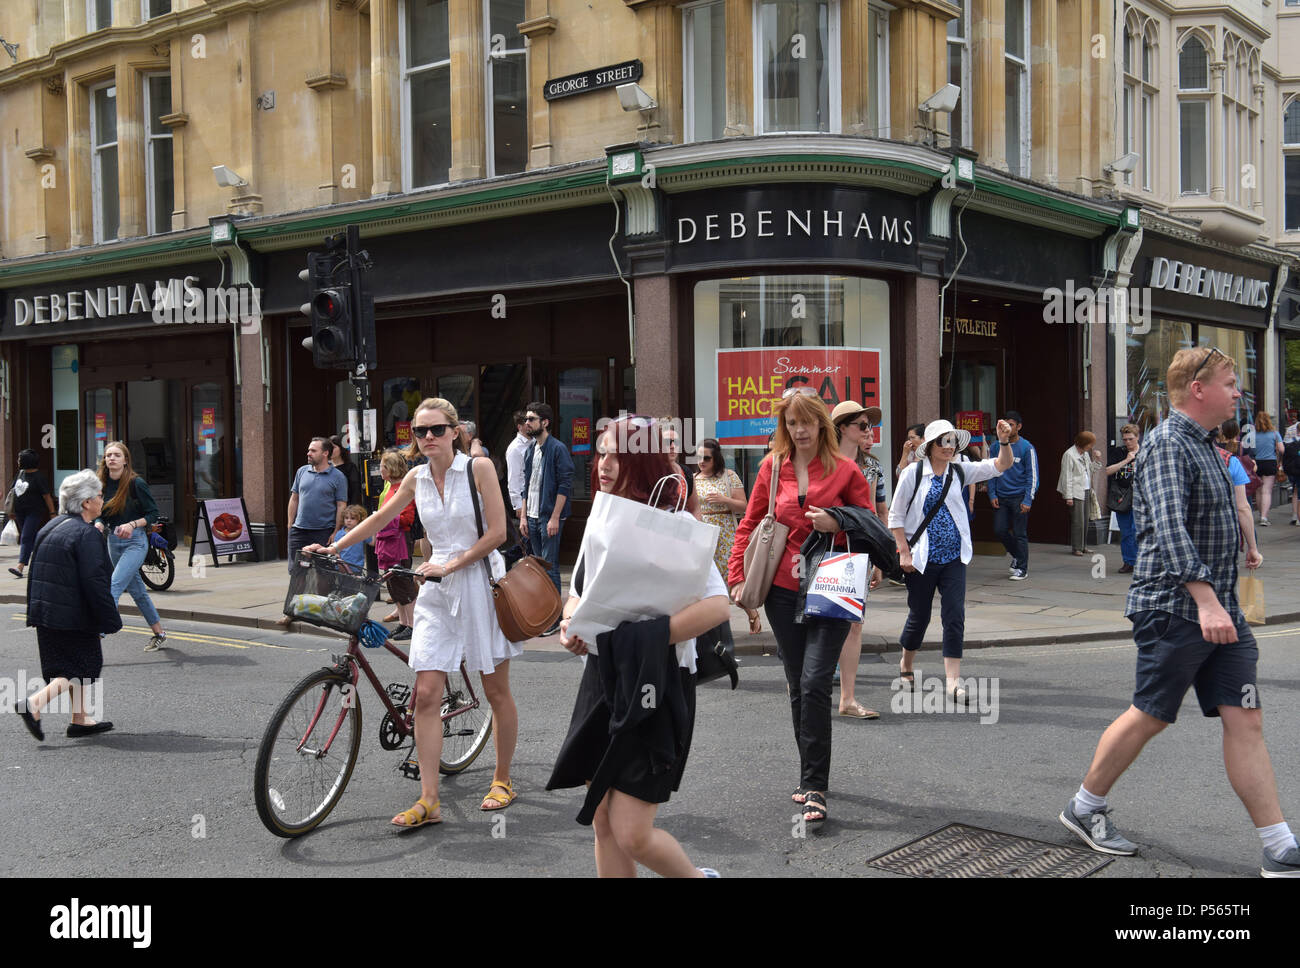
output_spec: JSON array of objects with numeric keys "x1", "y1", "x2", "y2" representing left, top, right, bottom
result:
[
  {"x1": 1122, "y1": 9, "x2": 1156, "y2": 191},
  {"x1": 1178, "y1": 35, "x2": 1210, "y2": 194}
]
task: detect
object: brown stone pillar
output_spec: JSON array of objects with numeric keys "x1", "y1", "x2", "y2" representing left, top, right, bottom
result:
[
  {"x1": 625, "y1": 0, "x2": 683, "y2": 143},
  {"x1": 1030, "y1": 0, "x2": 1058, "y2": 186},
  {"x1": 116, "y1": 56, "x2": 145, "y2": 239},
  {"x1": 888, "y1": 2, "x2": 948, "y2": 143},
  {"x1": 903, "y1": 274, "x2": 942, "y2": 425},
  {"x1": 632, "y1": 274, "x2": 679, "y2": 417},
  {"x1": 239, "y1": 324, "x2": 279, "y2": 559},
  {"x1": 67, "y1": 72, "x2": 93, "y2": 247},
  {"x1": 520, "y1": 3, "x2": 556, "y2": 168},
  {"x1": 841, "y1": 0, "x2": 871, "y2": 135}
]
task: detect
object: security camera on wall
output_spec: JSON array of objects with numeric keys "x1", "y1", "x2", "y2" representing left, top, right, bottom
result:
[
  {"x1": 616, "y1": 83, "x2": 657, "y2": 113},
  {"x1": 212, "y1": 165, "x2": 249, "y2": 189},
  {"x1": 920, "y1": 84, "x2": 961, "y2": 115}
]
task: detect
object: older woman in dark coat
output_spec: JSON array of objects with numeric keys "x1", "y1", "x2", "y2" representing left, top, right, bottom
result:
[{"x1": 16, "y1": 470, "x2": 123, "y2": 741}]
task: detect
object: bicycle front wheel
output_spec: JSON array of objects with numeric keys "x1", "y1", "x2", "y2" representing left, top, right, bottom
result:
[
  {"x1": 254, "y1": 667, "x2": 363, "y2": 837},
  {"x1": 438, "y1": 667, "x2": 492, "y2": 775},
  {"x1": 140, "y1": 547, "x2": 175, "y2": 591}
]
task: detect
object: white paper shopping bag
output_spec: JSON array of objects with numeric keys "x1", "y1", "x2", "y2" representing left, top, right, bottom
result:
[{"x1": 567, "y1": 485, "x2": 720, "y2": 650}]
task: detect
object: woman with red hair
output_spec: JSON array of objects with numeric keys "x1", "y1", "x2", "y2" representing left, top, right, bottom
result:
[{"x1": 551, "y1": 415, "x2": 729, "y2": 877}]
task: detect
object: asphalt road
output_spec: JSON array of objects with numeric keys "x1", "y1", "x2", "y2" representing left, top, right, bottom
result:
[{"x1": 2, "y1": 604, "x2": 1298, "y2": 879}]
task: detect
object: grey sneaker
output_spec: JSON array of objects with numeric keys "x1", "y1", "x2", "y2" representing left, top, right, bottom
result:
[
  {"x1": 1010, "y1": 569, "x2": 1028, "y2": 581},
  {"x1": 143, "y1": 634, "x2": 166, "y2": 653},
  {"x1": 1261, "y1": 845, "x2": 1300, "y2": 878},
  {"x1": 1059, "y1": 798, "x2": 1139, "y2": 856}
]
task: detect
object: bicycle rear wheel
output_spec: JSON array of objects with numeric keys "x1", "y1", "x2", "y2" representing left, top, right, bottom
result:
[
  {"x1": 140, "y1": 547, "x2": 175, "y2": 591},
  {"x1": 438, "y1": 666, "x2": 492, "y2": 775},
  {"x1": 254, "y1": 667, "x2": 362, "y2": 837}
]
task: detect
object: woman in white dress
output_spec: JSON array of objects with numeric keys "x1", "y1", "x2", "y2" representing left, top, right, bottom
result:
[{"x1": 308, "y1": 397, "x2": 522, "y2": 828}]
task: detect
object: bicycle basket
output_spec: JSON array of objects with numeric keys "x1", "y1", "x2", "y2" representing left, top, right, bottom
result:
[{"x1": 284, "y1": 554, "x2": 381, "y2": 635}]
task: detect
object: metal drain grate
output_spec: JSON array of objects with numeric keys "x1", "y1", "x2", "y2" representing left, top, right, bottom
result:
[{"x1": 867, "y1": 823, "x2": 1113, "y2": 878}]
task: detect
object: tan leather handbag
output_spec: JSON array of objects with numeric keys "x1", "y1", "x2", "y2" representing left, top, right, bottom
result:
[
  {"x1": 466, "y1": 458, "x2": 562, "y2": 641},
  {"x1": 738, "y1": 456, "x2": 789, "y2": 610}
]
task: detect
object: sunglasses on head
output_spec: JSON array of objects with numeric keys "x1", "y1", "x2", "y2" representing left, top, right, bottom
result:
[
  {"x1": 411, "y1": 423, "x2": 454, "y2": 439},
  {"x1": 1191, "y1": 347, "x2": 1224, "y2": 383},
  {"x1": 782, "y1": 386, "x2": 819, "y2": 399}
]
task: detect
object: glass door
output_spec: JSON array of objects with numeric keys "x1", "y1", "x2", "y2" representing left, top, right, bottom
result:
[{"x1": 83, "y1": 386, "x2": 117, "y2": 466}]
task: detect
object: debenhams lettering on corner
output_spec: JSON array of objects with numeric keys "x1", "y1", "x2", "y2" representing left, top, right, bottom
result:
[{"x1": 676, "y1": 208, "x2": 915, "y2": 246}]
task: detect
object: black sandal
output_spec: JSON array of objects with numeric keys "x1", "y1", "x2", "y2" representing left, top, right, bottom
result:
[
  {"x1": 898, "y1": 666, "x2": 916, "y2": 690},
  {"x1": 791, "y1": 789, "x2": 806, "y2": 804},
  {"x1": 802, "y1": 792, "x2": 827, "y2": 823}
]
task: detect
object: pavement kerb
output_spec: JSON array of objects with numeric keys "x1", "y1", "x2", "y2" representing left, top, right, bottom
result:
[{"x1": 6, "y1": 594, "x2": 1296, "y2": 654}]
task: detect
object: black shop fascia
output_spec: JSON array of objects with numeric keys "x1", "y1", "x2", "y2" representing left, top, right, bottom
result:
[{"x1": 1131, "y1": 235, "x2": 1276, "y2": 331}]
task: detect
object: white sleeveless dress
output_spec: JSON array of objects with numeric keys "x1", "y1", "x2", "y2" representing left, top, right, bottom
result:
[{"x1": 408, "y1": 454, "x2": 521, "y2": 674}]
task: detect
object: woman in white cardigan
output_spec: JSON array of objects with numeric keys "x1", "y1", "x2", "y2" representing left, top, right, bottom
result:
[{"x1": 1057, "y1": 431, "x2": 1102, "y2": 556}]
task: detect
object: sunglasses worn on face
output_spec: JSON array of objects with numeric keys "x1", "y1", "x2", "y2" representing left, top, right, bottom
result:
[
  {"x1": 851, "y1": 420, "x2": 872, "y2": 433},
  {"x1": 411, "y1": 424, "x2": 453, "y2": 438}
]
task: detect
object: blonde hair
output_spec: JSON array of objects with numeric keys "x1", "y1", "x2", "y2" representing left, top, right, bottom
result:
[
  {"x1": 342, "y1": 504, "x2": 368, "y2": 523},
  {"x1": 1167, "y1": 347, "x2": 1237, "y2": 407},
  {"x1": 1256, "y1": 412, "x2": 1275, "y2": 432},
  {"x1": 97, "y1": 441, "x2": 141, "y2": 518},
  {"x1": 1120, "y1": 423, "x2": 1141, "y2": 438},
  {"x1": 381, "y1": 449, "x2": 408, "y2": 480},
  {"x1": 403, "y1": 397, "x2": 465, "y2": 460},
  {"x1": 769, "y1": 393, "x2": 840, "y2": 477}
]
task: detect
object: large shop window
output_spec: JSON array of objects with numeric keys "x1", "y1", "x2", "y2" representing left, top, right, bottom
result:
[
  {"x1": 756, "y1": 0, "x2": 838, "y2": 134},
  {"x1": 144, "y1": 74, "x2": 174, "y2": 235},
  {"x1": 487, "y1": 0, "x2": 527, "y2": 176},
  {"x1": 692, "y1": 274, "x2": 892, "y2": 493},
  {"x1": 1126, "y1": 319, "x2": 1258, "y2": 432},
  {"x1": 403, "y1": 0, "x2": 452, "y2": 189},
  {"x1": 90, "y1": 82, "x2": 119, "y2": 242},
  {"x1": 684, "y1": 0, "x2": 726, "y2": 142},
  {"x1": 1284, "y1": 99, "x2": 1300, "y2": 232}
]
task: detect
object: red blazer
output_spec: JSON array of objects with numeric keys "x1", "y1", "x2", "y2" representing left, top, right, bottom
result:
[{"x1": 727, "y1": 452, "x2": 874, "y2": 593}]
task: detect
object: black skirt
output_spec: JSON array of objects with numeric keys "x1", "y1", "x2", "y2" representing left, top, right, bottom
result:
[
  {"x1": 37, "y1": 627, "x2": 104, "y2": 682},
  {"x1": 548, "y1": 654, "x2": 697, "y2": 807},
  {"x1": 1256, "y1": 459, "x2": 1278, "y2": 477}
]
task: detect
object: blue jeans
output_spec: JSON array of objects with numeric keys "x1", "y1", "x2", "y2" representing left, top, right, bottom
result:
[
  {"x1": 1116, "y1": 510, "x2": 1137, "y2": 566},
  {"x1": 527, "y1": 517, "x2": 563, "y2": 595},
  {"x1": 899, "y1": 558, "x2": 967, "y2": 659},
  {"x1": 17, "y1": 512, "x2": 46, "y2": 566},
  {"x1": 107, "y1": 530, "x2": 161, "y2": 627},
  {"x1": 993, "y1": 495, "x2": 1030, "y2": 571}
]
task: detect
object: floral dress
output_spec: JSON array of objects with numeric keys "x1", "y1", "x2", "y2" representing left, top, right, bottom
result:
[{"x1": 695, "y1": 468, "x2": 743, "y2": 579}]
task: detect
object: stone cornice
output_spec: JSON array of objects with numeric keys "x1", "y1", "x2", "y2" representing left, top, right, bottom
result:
[
  {"x1": 0, "y1": 0, "x2": 298, "y2": 92},
  {"x1": 1140, "y1": 209, "x2": 1295, "y2": 267},
  {"x1": 517, "y1": 16, "x2": 558, "y2": 39},
  {"x1": 305, "y1": 73, "x2": 348, "y2": 91},
  {"x1": 1169, "y1": 6, "x2": 1271, "y2": 44}
]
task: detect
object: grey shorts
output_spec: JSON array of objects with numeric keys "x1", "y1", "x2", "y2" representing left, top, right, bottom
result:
[{"x1": 1130, "y1": 610, "x2": 1259, "y2": 724}]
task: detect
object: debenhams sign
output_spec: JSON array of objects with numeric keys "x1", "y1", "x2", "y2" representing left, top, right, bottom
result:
[
  {"x1": 1148, "y1": 256, "x2": 1270, "y2": 309},
  {"x1": 10, "y1": 275, "x2": 243, "y2": 327}
]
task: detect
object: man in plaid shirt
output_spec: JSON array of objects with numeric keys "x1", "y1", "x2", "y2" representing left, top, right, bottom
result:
[{"x1": 1059, "y1": 347, "x2": 1299, "y2": 877}]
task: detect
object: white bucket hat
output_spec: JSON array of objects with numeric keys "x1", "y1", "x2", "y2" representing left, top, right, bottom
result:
[{"x1": 921, "y1": 419, "x2": 971, "y2": 456}]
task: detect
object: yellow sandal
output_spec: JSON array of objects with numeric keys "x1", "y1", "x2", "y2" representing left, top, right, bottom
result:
[
  {"x1": 480, "y1": 779, "x2": 516, "y2": 811},
  {"x1": 391, "y1": 796, "x2": 441, "y2": 828}
]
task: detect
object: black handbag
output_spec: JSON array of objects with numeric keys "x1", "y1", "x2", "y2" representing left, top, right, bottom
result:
[
  {"x1": 693, "y1": 622, "x2": 739, "y2": 689},
  {"x1": 1106, "y1": 483, "x2": 1132, "y2": 513}
]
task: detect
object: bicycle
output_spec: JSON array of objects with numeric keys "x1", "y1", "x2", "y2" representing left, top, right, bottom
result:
[
  {"x1": 139, "y1": 517, "x2": 175, "y2": 591},
  {"x1": 253, "y1": 552, "x2": 493, "y2": 838}
]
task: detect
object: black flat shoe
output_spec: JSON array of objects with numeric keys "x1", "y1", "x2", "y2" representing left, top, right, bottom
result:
[
  {"x1": 19, "y1": 707, "x2": 43, "y2": 741},
  {"x1": 8, "y1": 568, "x2": 23, "y2": 579},
  {"x1": 66, "y1": 721, "x2": 114, "y2": 738}
]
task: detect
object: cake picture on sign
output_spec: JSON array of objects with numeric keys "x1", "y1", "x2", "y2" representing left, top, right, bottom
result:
[{"x1": 211, "y1": 512, "x2": 244, "y2": 542}]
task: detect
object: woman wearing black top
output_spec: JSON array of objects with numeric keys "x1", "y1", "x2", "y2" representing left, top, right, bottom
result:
[
  {"x1": 97, "y1": 442, "x2": 168, "y2": 651},
  {"x1": 329, "y1": 435, "x2": 364, "y2": 507},
  {"x1": 8, "y1": 449, "x2": 56, "y2": 579}
]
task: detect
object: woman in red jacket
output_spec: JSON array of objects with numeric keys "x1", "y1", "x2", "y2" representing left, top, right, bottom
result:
[{"x1": 727, "y1": 389, "x2": 874, "y2": 825}]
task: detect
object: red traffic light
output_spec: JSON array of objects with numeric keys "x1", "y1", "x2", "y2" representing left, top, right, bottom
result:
[{"x1": 312, "y1": 290, "x2": 343, "y2": 319}]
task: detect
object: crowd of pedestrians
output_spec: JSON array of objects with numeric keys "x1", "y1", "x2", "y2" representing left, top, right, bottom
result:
[{"x1": 7, "y1": 348, "x2": 1299, "y2": 878}]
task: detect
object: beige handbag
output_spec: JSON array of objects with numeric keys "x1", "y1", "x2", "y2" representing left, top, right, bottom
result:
[{"x1": 738, "y1": 456, "x2": 789, "y2": 610}]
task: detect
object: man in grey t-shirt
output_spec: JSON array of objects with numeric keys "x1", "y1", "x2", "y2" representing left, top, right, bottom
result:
[{"x1": 283, "y1": 436, "x2": 348, "y2": 576}]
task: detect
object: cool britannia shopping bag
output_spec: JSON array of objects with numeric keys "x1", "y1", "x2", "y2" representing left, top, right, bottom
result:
[{"x1": 803, "y1": 547, "x2": 870, "y2": 622}]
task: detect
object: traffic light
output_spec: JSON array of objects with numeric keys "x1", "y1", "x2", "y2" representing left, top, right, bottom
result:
[{"x1": 298, "y1": 251, "x2": 356, "y2": 368}]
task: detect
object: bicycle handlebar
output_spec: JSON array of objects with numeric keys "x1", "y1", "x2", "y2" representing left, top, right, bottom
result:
[{"x1": 297, "y1": 550, "x2": 440, "y2": 583}]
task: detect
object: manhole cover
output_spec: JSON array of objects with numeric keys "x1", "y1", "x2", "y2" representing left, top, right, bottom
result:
[{"x1": 867, "y1": 823, "x2": 1113, "y2": 878}]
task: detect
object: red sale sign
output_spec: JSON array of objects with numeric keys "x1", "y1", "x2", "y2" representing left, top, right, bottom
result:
[{"x1": 716, "y1": 347, "x2": 882, "y2": 446}]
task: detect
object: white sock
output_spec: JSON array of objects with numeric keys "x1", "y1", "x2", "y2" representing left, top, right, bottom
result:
[
  {"x1": 1257, "y1": 821, "x2": 1298, "y2": 859},
  {"x1": 1075, "y1": 785, "x2": 1106, "y2": 813}
]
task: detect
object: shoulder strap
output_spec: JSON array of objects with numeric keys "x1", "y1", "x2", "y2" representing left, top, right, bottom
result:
[
  {"x1": 907, "y1": 467, "x2": 956, "y2": 549},
  {"x1": 766, "y1": 456, "x2": 781, "y2": 516},
  {"x1": 465, "y1": 457, "x2": 495, "y2": 585},
  {"x1": 953, "y1": 462, "x2": 965, "y2": 486},
  {"x1": 904, "y1": 460, "x2": 925, "y2": 515}
]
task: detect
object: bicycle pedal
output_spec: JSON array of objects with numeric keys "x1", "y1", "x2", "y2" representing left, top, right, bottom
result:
[{"x1": 398, "y1": 755, "x2": 421, "y2": 782}]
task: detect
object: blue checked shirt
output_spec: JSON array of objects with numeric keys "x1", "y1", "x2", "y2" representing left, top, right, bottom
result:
[{"x1": 1125, "y1": 409, "x2": 1239, "y2": 623}]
